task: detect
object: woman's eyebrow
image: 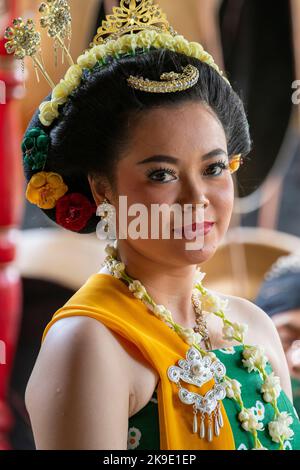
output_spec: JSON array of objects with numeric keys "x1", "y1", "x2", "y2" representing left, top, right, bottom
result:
[
  {"x1": 279, "y1": 323, "x2": 300, "y2": 334},
  {"x1": 136, "y1": 148, "x2": 227, "y2": 165}
]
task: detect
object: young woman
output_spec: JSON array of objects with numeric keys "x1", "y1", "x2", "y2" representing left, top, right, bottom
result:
[{"x1": 11, "y1": 0, "x2": 300, "y2": 450}]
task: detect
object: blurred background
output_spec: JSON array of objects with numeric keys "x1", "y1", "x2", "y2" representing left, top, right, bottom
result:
[{"x1": 1, "y1": 0, "x2": 300, "y2": 449}]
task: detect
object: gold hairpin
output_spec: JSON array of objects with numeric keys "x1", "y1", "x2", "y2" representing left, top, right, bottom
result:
[
  {"x1": 4, "y1": 0, "x2": 74, "y2": 89},
  {"x1": 127, "y1": 64, "x2": 199, "y2": 93},
  {"x1": 4, "y1": 17, "x2": 55, "y2": 89},
  {"x1": 39, "y1": 0, "x2": 73, "y2": 67}
]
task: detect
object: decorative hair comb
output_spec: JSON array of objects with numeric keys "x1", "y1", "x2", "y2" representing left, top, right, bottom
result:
[{"x1": 127, "y1": 64, "x2": 200, "y2": 93}]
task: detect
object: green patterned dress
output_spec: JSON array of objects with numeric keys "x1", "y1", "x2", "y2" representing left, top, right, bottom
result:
[{"x1": 127, "y1": 345, "x2": 300, "y2": 450}]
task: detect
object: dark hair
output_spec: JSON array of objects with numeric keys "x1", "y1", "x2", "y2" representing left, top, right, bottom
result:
[{"x1": 24, "y1": 47, "x2": 251, "y2": 234}]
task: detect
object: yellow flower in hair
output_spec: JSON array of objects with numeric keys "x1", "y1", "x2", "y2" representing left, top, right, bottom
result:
[
  {"x1": 93, "y1": 44, "x2": 107, "y2": 61},
  {"x1": 151, "y1": 34, "x2": 163, "y2": 48},
  {"x1": 104, "y1": 40, "x2": 118, "y2": 57},
  {"x1": 174, "y1": 36, "x2": 190, "y2": 55},
  {"x1": 39, "y1": 101, "x2": 59, "y2": 127},
  {"x1": 188, "y1": 42, "x2": 204, "y2": 60},
  {"x1": 110, "y1": 40, "x2": 123, "y2": 56},
  {"x1": 152, "y1": 32, "x2": 175, "y2": 50},
  {"x1": 51, "y1": 79, "x2": 73, "y2": 106},
  {"x1": 199, "y1": 51, "x2": 215, "y2": 67},
  {"x1": 26, "y1": 171, "x2": 68, "y2": 209},
  {"x1": 77, "y1": 50, "x2": 97, "y2": 69},
  {"x1": 64, "y1": 64, "x2": 83, "y2": 88},
  {"x1": 136, "y1": 29, "x2": 159, "y2": 48},
  {"x1": 229, "y1": 154, "x2": 242, "y2": 174},
  {"x1": 117, "y1": 34, "x2": 138, "y2": 54}
]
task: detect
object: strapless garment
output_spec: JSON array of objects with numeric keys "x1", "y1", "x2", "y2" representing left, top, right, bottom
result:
[{"x1": 127, "y1": 345, "x2": 300, "y2": 450}]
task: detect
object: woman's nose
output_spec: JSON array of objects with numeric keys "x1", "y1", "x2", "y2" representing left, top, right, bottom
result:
[{"x1": 178, "y1": 178, "x2": 210, "y2": 210}]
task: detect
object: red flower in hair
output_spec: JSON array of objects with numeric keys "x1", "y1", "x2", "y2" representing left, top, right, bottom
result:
[{"x1": 56, "y1": 193, "x2": 96, "y2": 232}]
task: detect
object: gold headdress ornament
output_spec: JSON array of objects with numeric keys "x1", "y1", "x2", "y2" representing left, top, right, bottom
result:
[
  {"x1": 4, "y1": 0, "x2": 233, "y2": 127},
  {"x1": 127, "y1": 64, "x2": 200, "y2": 93},
  {"x1": 91, "y1": 0, "x2": 177, "y2": 44}
]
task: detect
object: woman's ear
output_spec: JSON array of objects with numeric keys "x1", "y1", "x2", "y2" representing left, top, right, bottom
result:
[{"x1": 87, "y1": 173, "x2": 109, "y2": 207}]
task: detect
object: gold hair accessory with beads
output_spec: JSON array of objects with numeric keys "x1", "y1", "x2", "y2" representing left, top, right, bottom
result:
[
  {"x1": 4, "y1": 0, "x2": 73, "y2": 89},
  {"x1": 127, "y1": 64, "x2": 200, "y2": 93}
]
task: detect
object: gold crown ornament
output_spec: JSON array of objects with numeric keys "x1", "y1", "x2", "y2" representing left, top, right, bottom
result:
[
  {"x1": 91, "y1": 0, "x2": 177, "y2": 44},
  {"x1": 5, "y1": 0, "x2": 231, "y2": 127}
]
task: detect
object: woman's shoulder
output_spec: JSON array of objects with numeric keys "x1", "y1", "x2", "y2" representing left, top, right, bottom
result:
[
  {"x1": 207, "y1": 287, "x2": 276, "y2": 327},
  {"x1": 25, "y1": 315, "x2": 132, "y2": 449},
  {"x1": 40, "y1": 315, "x2": 121, "y2": 363},
  {"x1": 39, "y1": 315, "x2": 134, "y2": 375},
  {"x1": 43, "y1": 314, "x2": 114, "y2": 342},
  {"x1": 209, "y1": 287, "x2": 284, "y2": 345},
  {"x1": 206, "y1": 287, "x2": 293, "y2": 402},
  {"x1": 205, "y1": 287, "x2": 280, "y2": 355},
  {"x1": 26, "y1": 316, "x2": 132, "y2": 407}
]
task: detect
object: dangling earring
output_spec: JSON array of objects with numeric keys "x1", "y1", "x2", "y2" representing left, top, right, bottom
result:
[{"x1": 96, "y1": 198, "x2": 116, "y2": 240}]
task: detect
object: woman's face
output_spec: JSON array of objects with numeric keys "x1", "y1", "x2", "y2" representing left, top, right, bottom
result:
[
  {"x1": 97, "y1": 101, "x2": 235, "y2": 268},
  {"x1": 272, "y1": 310, "x2": 300, "y2": 379}
]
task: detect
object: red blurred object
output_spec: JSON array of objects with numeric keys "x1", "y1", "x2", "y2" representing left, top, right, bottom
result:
[{"x1": 0, "y1": 0, "x2": 25, "y2": 450}]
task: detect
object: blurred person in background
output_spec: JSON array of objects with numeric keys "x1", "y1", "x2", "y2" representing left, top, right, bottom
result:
[{"x1": 255, "y1": 253, "x2": 300, "y2": 415}]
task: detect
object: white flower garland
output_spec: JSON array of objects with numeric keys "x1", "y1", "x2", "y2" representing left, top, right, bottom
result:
[{"x1": 103, "y1": 240, "x2": 294, "y2": 450}]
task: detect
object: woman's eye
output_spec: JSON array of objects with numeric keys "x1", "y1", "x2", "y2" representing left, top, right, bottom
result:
[
  {"x1": 203, "y1": 160, "x2": 229, "y2": 177},
  {"x1": 146, "y1": 160, "x2": 229, "y2": 183},
  {"x1": 146, "y1": 167, "x2": 177, "y2": 183}
]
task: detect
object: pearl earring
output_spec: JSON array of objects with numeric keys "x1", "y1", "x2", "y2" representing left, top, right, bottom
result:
[{"x1": 96, "y1": 198, "x2": 116, "y2": 239}]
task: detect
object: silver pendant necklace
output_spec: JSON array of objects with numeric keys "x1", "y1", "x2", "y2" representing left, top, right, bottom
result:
[
  {"x1": 167, "y1": 345, "x2": 226, "y2": 442},
  {"x1": 167, "y1": 291, "x2": 226, "y2": 442}
]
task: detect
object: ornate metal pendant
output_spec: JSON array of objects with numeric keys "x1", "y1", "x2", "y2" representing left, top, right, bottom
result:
[{"x1": 167, "y1": 346, "x2": 226, "y2": 442}]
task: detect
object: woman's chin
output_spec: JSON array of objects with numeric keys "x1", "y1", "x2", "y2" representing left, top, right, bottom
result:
[
  {"x1": 123, "y1": 232, "x2": 219, "y2": 267},
  {"x1": 169, "y1": 236, "x2": 218, "y2": 265},
  {"x1": 183, "y1": 245, "x2": 217, "y2": 265}
]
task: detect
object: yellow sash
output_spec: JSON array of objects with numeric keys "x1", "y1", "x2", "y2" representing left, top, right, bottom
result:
[{"x1": 42, "y1": 273, "x2": 235, "y2": 450}]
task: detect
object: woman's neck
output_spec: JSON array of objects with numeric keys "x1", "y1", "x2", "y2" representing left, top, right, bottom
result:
[{"x1": 101, "y1": 240, "x2": 201, "y2": 328}]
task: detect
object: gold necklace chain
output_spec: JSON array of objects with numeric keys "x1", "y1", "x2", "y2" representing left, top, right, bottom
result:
[{"x1": 191, "y1": 291, "x2": 212, "y2": 351}]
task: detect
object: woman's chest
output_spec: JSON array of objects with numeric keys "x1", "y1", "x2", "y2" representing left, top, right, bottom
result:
[{"x1": 128, "y1": 309, "x2": 274, "y2": 418}]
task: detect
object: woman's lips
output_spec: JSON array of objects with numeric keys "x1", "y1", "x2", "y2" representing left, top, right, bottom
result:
[{"x1": 173, "y1": 222, "x2": 215, "y2": 238}]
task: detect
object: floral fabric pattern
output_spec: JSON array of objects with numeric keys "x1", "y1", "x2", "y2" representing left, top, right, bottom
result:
[{"x1": 127, "y1": 345, "x2": 300, "y2": 450}]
